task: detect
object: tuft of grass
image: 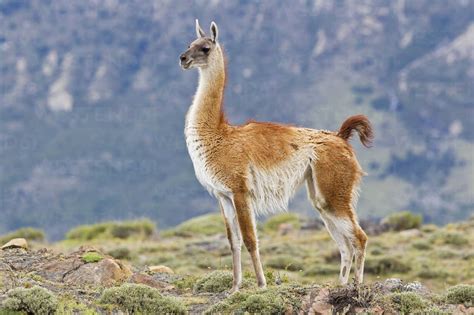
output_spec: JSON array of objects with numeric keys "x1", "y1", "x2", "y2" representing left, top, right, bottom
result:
[
  {"x1": 0, "y1": 228, "x2": 45, "y2": 245},
  {"x1": 416, "y1": 267, "x2": 449, "y2": 279},
  {"x1": 411, "y1": 240, "x2": 432, "y2": 250},
  {"x1": 193, "y1": 270, "x2": 254, "y2": 293},
  {"x1": 172, "y1": 275, "x2": 200, "y2": 291},
  {"x1": 383, "y1": 211, "x2": 422, "y2": 231},
  {"x1": 107, "y1": 247, "x2": 132, "y2": 260},
  {"x1": 264, "y1": 213, "x2": 301, "y2": 232},
  {"x1": 266, "y1": 255, "x2": 304, "y2": 271},
  {"x1": 162, "y1": 214, "x2": 223, "y2": 237},
  {"x1": 193, "y1": 271, "x2": 234, "y2": 293},
  {"x1": 81, "y1": 252, "x2": 103, "y2": 263},
  {"x1": 365, "y1": 256, "x2": 411, "y2": 275},
  {"x1": 2, "y1": 286, "x2": 58, "y2": 315},
  {"x1": 57, "y1": 296, "x2": 98, "y2": 315},
  {"x1": 98, "y1": 283, "x2": 186, "y2": 314},
  {"x1": 66, "y1": 219, "x2": 156, "y2": 241},
  {"x1": 389, "y1": 292, "x2": 428, "y2": 314},
  {"x1": 303, "y1": 265, "x2": 339, "y2": 276},
  {"x1": 430, "y1": 231, "x2": 469, "y2": 247},
  {"x1": 204, "y1": 285, "x2": 307, "y2": 315},
  {"x1": 446, "y1": 284, "x2": 474, "y2": 306}
]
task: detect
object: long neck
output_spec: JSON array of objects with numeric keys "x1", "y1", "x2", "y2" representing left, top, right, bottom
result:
[{"x1": 186, "y1": 45, "x2": 226, "y2": 131}]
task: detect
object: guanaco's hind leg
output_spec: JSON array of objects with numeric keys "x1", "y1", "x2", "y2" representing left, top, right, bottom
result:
[
  {"x1": 306, "y1": 162, "x2": 368, "y2": 284},
  {"x1": 219, "y1": 196, "x2": 243, "y2": 292},
  {"x1": 233, "y1": 192, "x2": 267, "y2": 288}
]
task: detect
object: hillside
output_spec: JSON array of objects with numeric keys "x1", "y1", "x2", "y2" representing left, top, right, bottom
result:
[
  {"x1": 0, "y1": 0, "x2": 473, "y2": 239},
  {"x1": 0, "y1": 213, "x2": 473, "y2": 314}
]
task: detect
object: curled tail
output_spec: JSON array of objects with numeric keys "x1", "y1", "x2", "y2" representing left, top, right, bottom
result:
[{"x1": 337, "y1": 115, "x2": 374, "y2": 148}]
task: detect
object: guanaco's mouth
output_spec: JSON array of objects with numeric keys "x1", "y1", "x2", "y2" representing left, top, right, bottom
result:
[{"x1": 180, "y1": 59, "x2": 193, "y2": 70}]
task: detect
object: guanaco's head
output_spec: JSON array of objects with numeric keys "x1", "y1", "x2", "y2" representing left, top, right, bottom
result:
[{"x1": 179, "y1": 20, "x2": 219, "y2": 70}]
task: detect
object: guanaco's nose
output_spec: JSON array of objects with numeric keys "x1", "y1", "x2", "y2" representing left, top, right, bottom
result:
[{"x1": 180, "y1": 54, "x2": 187, "y2": 62}]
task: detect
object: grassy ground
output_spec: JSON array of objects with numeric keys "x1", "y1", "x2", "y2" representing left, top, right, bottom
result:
[
  {"x1": 1, "y1": 212, "x2": 473, "y2": 314},
  {"x1": 52, "y1": 213, "x2": 474, "y2": 292}
]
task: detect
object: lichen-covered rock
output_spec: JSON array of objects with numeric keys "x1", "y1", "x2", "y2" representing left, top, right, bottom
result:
[
  {"x1": 63, "y1": 258, "x2": 132, "y2": 286},
  {"x1": 1, "y1": 247, "x2": 131, "y2": 288}
]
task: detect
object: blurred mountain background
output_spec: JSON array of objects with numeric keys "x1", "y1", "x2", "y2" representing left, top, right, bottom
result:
[{"x1": 0, "y1": 0, "x2": 472, "y2": 240}]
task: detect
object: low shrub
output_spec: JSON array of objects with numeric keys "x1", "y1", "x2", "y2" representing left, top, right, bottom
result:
[
  {"x1": 0, "y1": 228, "x2": 45, "y2": 245},
  {"x1": 303, "y1": 265, "x2": 339, "y2": 276},
  {"x1": 204, "y1": 286, "x2": 306, "y2": 315},
  {"x1": 107, "y1": 247, "x2": 132, "y2": 260},
  {"x1": 163, "y1": 214, "x2": 223, "y2": 237},
  {"x1": 430, "y1": 231, "x2": 469, "y2": 247},
  {"x1": 382, "y1": 211, "x2": 422, "y2": 231},
  {"x1": 389, "y1": 292, "x2": 428, "y2": 314},
  {"x1": 411, "y1": 241, "x2": 432, "y2": 250},
  {"x1": 66, "y1": 219, "x2": 156, "y2": 241},
  {"x1": 99, "y1": 283, "x2": 186, "y2": 314},
  {"x1": 193, "y1": 270, "x2": 254, "y2": 293},
  {"x1": 365, "y1": 256, "x2": 411, "y2": 274},
  {"x1": 2, "y1": 286, "x2": 58, "y2": 315},
  {"x1": 264, "y1": 213, "x2": 300, "y2": 232},
  {"x1": 446, "y1": 284, "x2": 474, "y2": 306},
  {"x1": 266, "y1": 255, "x2": 304, "y2": 271},
  {"x1": 416, "y1": 268, "x2": 449, "y2": 279}
]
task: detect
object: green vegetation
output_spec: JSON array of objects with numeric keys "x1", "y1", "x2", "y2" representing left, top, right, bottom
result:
[
  {"x1": 0, "y1": 228, "x2": 45, "y2": 245},
  {"x1": 82, "y1": 252, "x2": 104, "y2": 263},
  {"x1": 57, "y1": 297, "x2": 98, "y2": 315},
  {"x1": 430, "y1": 231, "x2": 469, "y2": 247},
  {"x1": 446, "y1": 284, "x2": 474, "y2": 306},
  {"x1": 365, "y1": 256, "x2": 411, "y2": 274},
  {"x1": 204, "y1": 285, "x2": 307, "y2": 314},
  {"x1": 266, "y1": 255, "x2": 304, "y2": 271},
  {"x1": 99, "y1": 283, "x2": 186, "y2": 314},
  {"x1": 411, "y1": 240, "x2": 432, "y2": 250},
  {"x1": 1, "y1": 286, "x2": 58, "y2": 315},
  {"x1": 264, "y1": 213, "x2": 301, "y2": 232},
  {"x1": 66, "y1": 219, "x2": 156, "y2": 241},
  {"x1": 389, "y1": 292, "x2": 428, "y2": 314},
  {"x1": 162, "y1": 214, "x2": 223, "y2": 237},
  {"x1": 383, "y1": 211, "x2": 422, "y2": 231},
  {"x1": 107, "y1": 247, "x2": 132, "y2": 260},
  {"x1": 193, "y1": 270, "x2": 235, "y2": 293}
]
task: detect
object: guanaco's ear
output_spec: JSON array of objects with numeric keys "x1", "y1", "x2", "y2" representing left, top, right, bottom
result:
[
  {"x1": 210, "y1": 21, "x2": 218, "y2": 43},
  {"x1": 195, "y1": 19, "x2": 205, "y2": 38}
]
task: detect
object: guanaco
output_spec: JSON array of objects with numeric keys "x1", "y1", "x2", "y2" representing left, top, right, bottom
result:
[{"x1": 179, "y1": 20, "x2": 373, "y2": 292}]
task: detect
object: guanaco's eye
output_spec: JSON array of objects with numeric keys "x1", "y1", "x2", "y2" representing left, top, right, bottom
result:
[{"x1": 202, "y1": 47, "x2": 210, "y2": 53}]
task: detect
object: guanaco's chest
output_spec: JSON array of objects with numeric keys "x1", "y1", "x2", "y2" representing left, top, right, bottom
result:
[{"x1": 184, "y1": 127, "x2": 229, "y2": 196}]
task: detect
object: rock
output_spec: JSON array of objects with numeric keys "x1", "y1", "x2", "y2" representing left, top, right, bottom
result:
[
  {"x1": 63, "y1": 258, "x2": 132, "y2": 286},
  {"x1": 149, "y1": 265, "x2": 174, "y2": 274},
  {"x1": 309, "y1": 288, "x2": 332, "y2": 315},
  {"x1": 383, "y1": 278, "x2": 403, "y2": 292},
  {"x1": 130, "y1": 273, "x2": 174, "y2": 291},
  {"x1": 403, "y1": 281, "x2": 427, "y2": 293},
  {"x1": 1, "y1": 238, "x2": 28, "y2": 250},
  {"x1": 0, "y1": 262, "x2": 17, "y2": 292}
]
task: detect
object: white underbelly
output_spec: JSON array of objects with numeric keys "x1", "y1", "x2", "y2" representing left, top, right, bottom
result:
[{"x1": 247, "y1": 147, "x2": 315, "y2": 216}]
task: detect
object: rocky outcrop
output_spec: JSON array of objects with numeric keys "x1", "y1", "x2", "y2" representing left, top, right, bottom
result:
[{"x1": 0, "y1": 246, "x2": 132, "y2": 288}]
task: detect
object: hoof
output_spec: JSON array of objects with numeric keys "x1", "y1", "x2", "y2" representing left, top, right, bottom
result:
[{"x1": 228, "y1": 286, "x2": 240, "y2": 295}]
